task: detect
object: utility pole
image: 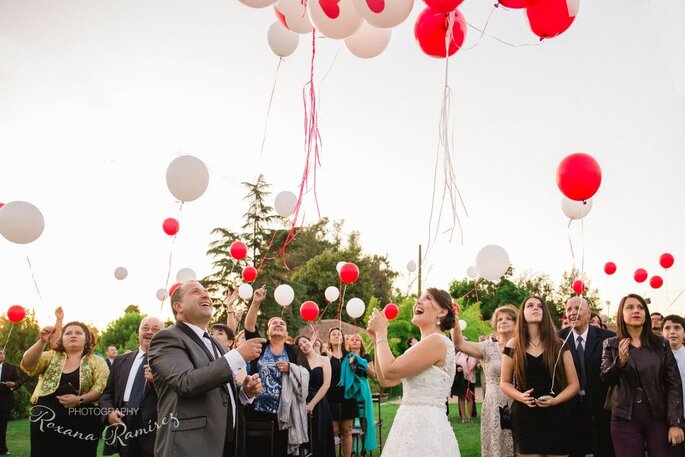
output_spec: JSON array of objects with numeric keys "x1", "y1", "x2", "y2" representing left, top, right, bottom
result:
[{"x1": 418, "y1": 244, "x2": 422, "y2": 297}]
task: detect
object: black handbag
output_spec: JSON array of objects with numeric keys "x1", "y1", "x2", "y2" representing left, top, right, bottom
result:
[{"x1": 499, "y1": 404, "x2": 512, "y2": 430}]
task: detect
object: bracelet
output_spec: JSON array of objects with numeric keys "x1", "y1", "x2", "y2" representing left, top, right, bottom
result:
[{"x1": 375, "y1": 339, "x2": 388, "y2": 346}]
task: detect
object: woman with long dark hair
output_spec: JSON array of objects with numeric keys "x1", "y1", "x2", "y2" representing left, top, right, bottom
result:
[{"x1": 500, "y1": 296, "x2": 579, "y2": 456}]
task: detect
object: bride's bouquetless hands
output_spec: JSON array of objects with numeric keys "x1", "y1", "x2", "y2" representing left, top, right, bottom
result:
[{"x1": 367, "y1": 309, "x2": 388, "y2": 338}]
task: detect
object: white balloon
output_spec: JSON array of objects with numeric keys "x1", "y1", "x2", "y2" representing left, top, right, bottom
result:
[
  {"x1": 466, "y1": 266, "x2": 478, "y2": 279},
  {"x1": 336, "y1": 261, "x2": 346, "y2": 273},
  {"x1": 475, "y1": 245, "x2": 510, "y2": 281},
  {"x1": 308, "y1": 0, "x2": 362, "y2": 39},
  {"x1": 274, "y1": 190, "x2": 298, "y2": 217},
  {"x1": 459, "y1": 319, "x2": 467, "y2": 330},
  {"x1": 275, "y1": 0, "x2": 314, "y2": 34},
  {"x1": 176, "y1": 268, "x2": 197, "y2": 283},
  {"x1": 352, "y1": 0, "x2": 413, "y2": 28},
  {"x1": 267, "y1": 22, "x2": 299, "y2": 57},
  {"x1": 114, "y1": 267, "x2": 128, "y2": 280},
  {"x1": 238, "y1": 0, "x2": 277, "y2": 8},
  {"x1": 561, "y1": 196, "x2": 593, "y2": 220},
  {"x1": 406, "y1": 260, "x2": 417, "y2": 273},
  {"x1": 239, "y1": 283, "x2": 254, "y2": 300},
  {"x1": 325, "y1": 286, "x2": 340, "y2": 302},
  {"x1": 345, "y1": 21, "x2": 391, "y2": 58},
  {"x1": 166, "y1": 155, "x2": 209, "y2": 202},
  {"x1": 0, "y1": 201, "x2": 45, "y2": 244},
  {"x1": 346, "y1": 297, "x2": 365, "y2": 319},
  {"x1": 156, "y1": 288, "x2": 168, "y2": 301},
  {"x1": 274, "y1": 284, "x2": 295, "y2": 307}
]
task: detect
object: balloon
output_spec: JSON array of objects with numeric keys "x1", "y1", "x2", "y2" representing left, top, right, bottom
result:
[
  {"x1": 561, "y1": 197, "x2": 593, "y2": 220},
  {"x1": 351, "y1": 0, "x2": 413, "y2": 28},
  {"x1": 7, "y1": 305, "x2": 26, "y2": 323},
  {"x1": 634, "y1": 268, "x2": 648, "y2": 283},
  {"x1": 336, "y1": 261, "x2": 346, "y2": 273},
  {"x1": 556, "y1": 153, "x2": 601, "y2": 202},
  {"x1": 650, "y1": 275, "x2": 664, "y2": 289},
  {"x1": 498, "y1": 0, "x2": 540, "y2": 8},
  {"x1": 274, "y1": 191, "x2": 298, "y2": 217},
  {"x1": 166, "y1": 155, "x2": 209, "y2": 202},
  {"x1": 238, "y1": 0, "x2": 277, "y2": 8},
  {"x1": 267, "y1": 22, "x2": 299, "y2": 57},
  {"x1": 339, "y1": 263, "x2": 360, "y2": 284},
  {"x1": 325, "y1": 286, "x2": 340, "y2": 302},
  {"x1": 383, "y1": 303, "x2": 399, "y2": 320},
  {"x1": 176, "y1": 268, "x2": 196, "y2": 283},
  {"x1": 308, "y1": 0, "x2": 363, "y2": 39},
  {"x1": 527, "y1": 0, "x2": 580, "y2": 40},
  {"x1": 156, "y1": 288, "x2": 169, "y2": 301},
  {"x1": 414, "y1": 7, "x2": 467, "y2": 58},
  {"x1": 275, "y1": 0, "x2": 314, "y2": 33},
  {"x1": 475, "y1": 245, "x2": 510, "y2": 281},
  {"x1": 660, "y1": 253, "x2": 675, "y2": 269},
  {"x1": 0, "y1": 201, "x2": 45, "y2": 244},
  {"x1": 604, "y1": 262, "x2": 617, "y2": 275},
  {"x1": 169, "y1": 282, "x2": 182, "y2": 298},
  {"x1": 274, "y1": 284, "x2": 295, "y2": 307},
  {"x1": 572, "y1": 279, "x2": 585, "y2": 294},
  {"x1": 162, "y1": 217, "x2": 180, "y2": 236},
  {"x1": 230, "y1": 241, "x2": 248, "y2": 260},
  {"x1": 466, "y1": 266, "x2": 478, "y2": 279},
  {"x1": 242, "y1": 266, "x2": 258, "y2": 283},
  {"x1": 459, "y1": 319, "x2": 467, "y2": 330},
  {"x1": 425, "y1": 0, "x2": 463, "y2": 13},
  {"x1": 0, "y1": 203, "x2": 3, "y2": 208},
  {"x1": 407, "y1": 260, "x2": 417, "y2": 273},
  {"x1": 344, "y1": 21, "x2": 392, "y2": 59},
  {"x1": 346, "y1": 297, "x2": 365, "y2": 319},
  {"x1": 300, "y1": 300, "x2": 319, "y2": 321},
  {"x1": 238, "y1": 283, "x2": 254, "y2": 300},
  {"x1": 114, "y1": 267, "x2": 128, "y2": 280}
]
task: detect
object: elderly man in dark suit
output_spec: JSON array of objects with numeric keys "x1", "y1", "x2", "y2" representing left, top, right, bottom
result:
[
  {"x1": 149, "y1": 281, "x2": 265, "y2": 457},
  {"x1": 0, "y1": 349, "x2": 21, "y2": 456},
  {"x1": 559, "y1": 296, "x2": 616, "y2": 457},
  {"x1": 100, "y1": 316, "x2": 164, "y2": 457}
]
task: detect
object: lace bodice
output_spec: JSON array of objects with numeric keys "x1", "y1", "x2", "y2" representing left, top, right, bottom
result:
[
  {"x1": 400, "y1": 334, "x2": 456, "y2": 408},
  {"x1": 480, "y1": 339, "x2": 504, "y2": 386}
]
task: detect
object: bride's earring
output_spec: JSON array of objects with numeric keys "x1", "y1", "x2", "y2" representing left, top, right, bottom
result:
[{"x1": 436, "y1": 319, "x2": 441, "y2": 326}]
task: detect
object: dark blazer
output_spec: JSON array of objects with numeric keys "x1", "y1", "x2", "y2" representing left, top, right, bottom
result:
[
  {"x1": 559, "y1": 325, "x2": 615, "y2": 414},
  {"x1": 0, "y1": 363, "x2": 22, "y2": 411},
  {"x1": 100, "y1": 349, "x2": 158, "y2": 456}
]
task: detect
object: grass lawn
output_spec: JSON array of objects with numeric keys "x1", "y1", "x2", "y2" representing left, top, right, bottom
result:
[{"x1": 7, "y1": 402, "x2": 483, "y2": 456}]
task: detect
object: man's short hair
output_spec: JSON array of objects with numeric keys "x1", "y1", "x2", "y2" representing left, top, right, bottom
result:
[
  {"x1": 663, "y1": 314, "x2": 685, "y2": 329},
  {"x1": 210, "y1": 323, "x2": 235, "y2": 340},
  {"x1": 651, "y1": 312, "x2": 664, "y2": 318}
]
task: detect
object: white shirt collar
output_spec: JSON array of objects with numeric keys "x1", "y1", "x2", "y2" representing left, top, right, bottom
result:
[
  {"x1": 182, "y1": 321, "x2": 209, "y2": 339},
  {"x1": 136, "y1": 347, "x2": 147, "y2": 359},
  {"x1": 572, "y1": 325, "x2": 590, "y2": 343}
]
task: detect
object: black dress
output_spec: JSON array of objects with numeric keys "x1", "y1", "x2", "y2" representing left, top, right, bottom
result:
[
  {"x1": 307, "y1": 366, "x2": 335, "y2": 457},
  {"x1": 505, "y1": 347, "x2": 575, "y2": 455},
  {"x1": 326, "y1": 354, "x2": 358, "y2": 421}
]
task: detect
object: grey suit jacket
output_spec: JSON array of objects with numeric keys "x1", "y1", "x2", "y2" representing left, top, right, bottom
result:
[{"x1": 148, "y1": 321, "x2": 236, "y2": 457}]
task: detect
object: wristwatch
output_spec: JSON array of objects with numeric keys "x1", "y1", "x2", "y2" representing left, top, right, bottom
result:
[{"x1": 79, "y1": 396, "x2": 85, "y2": 405}]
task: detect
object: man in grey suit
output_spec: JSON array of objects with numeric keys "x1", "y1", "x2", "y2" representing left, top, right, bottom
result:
[{"x1": 149, "y1": 281, "x2": 265, "y2": 457}]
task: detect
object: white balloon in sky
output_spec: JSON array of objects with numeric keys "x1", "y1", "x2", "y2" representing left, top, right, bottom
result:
[
  {"x1": 267, "y1": 22, "x2": 299, "y2": 58},
  {"x1": 238, "y1": 283, "x2": 254, "y2": 300},
  {"x1": 166, "y1": 155, "x2": 209, "y2": 202},
  {"x1": 114, "y1": 267, "x2": 128, "y2": 280},
  {"x1": 274, "y1": 190, "x2": 298, "y2": 217},
  {"x1": 156, "y1": 288, "x2": 168, "y2": 301},
  {"x1": 176, "y1": 268, "x2": 197, "y2": 283},
  {"x1": 274, "y1": 284, "x2": 295, "y2": 307},
  {"x1": 346, "y1": 297, "x2": 366, "y2": 319},
  {"x1": 475, "y1": 245, "x2": 510, "y2": 281},
  {"x1": 336, "y1": 261, "x2": 346, "y2": 273},
  {"x1": 561, "y1": 196, "x2": 593, "y2": 220},
  {"x1": 459, "y1": 319, "x2": 467, "y2": 330},
  {"x1": 0, "y1": 201, "x2": 45, "y2": 244},
  {"x1": 466, "y1": 266, "x2": 478, "y2": 279},
  {"x1": 406, "y1": 260, "x2": 417, "y2": 273},
  {"x1": 325, "y1": 286, "x2": 340, "y2": 302}
]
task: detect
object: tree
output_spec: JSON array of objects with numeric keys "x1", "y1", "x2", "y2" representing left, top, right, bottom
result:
[
  {"x1": 0, "y1": 311, "x2": 40, "y2": 418},
  {"x1": 96, "y1": 309, "x2": 142, "y2": 354}
]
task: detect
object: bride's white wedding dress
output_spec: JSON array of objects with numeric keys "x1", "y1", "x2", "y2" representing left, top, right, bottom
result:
[{"x1": 382, "y1": 333, "x2": 460, "y2": 457}]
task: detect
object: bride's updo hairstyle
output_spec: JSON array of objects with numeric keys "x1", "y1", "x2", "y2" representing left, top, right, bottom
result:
[{"x1": 427, "y1": 287, "x2": 456, "y2": 331}]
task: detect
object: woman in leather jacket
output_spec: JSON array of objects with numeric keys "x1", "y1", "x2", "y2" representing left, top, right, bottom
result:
[{"x1": 600, "y1": 293, "x2": 684, "y2": 456}]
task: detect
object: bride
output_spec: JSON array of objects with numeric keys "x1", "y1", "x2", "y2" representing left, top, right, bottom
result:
[{"x1": 367, "y1": 287, "x2": 460, "y2": 457}]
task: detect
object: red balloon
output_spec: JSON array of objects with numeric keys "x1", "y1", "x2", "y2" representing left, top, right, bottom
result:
[
  {"x1": 162, "y1": 218, "x2": 180, "y2": 236},
  {"x1": 383, "y1": 303, "x2": 399, "y2": 320},
  {"x1": 300, "y1": 301, "x2": 319, "y2": 322},
  {"x1": 169, "y1": 282, "x2": 182, "y2": 298},
  {"x1": 527, "y1": 0, "x2": 579, "y2": 40},
  {"x1": 634, "y1": 268, "x2": 648, "y2": 283},
  {"x1": 556, "y1": 153, "x2": 602, "y2": 201},
  {"x1": 498, "y1": 0, "x2": 540, "y2": 8},
  {"x1": 0, "y1": 202, "x2": 4, "y2": 209},
  {"x1": 414, "y1": 7, "x2": 467, "y2": 58},
  {"x1": 424, "y1": 0, "x2": 463, "y2": 13},
  {"x1": 604, "y1": 262, "x2": 617, "y2": 275},
  {"x1": 242, "y1": 266, "x2": 257, "y2": 283},
  {"x1": 660, "y1": 253, "x2": 675, "y2": 269},
  {"x1": 7, "y1": 305, "x2": 26, "y2": 323},
  {"x1": 230, "y1": 241, "x2": 248, "y2": 260},
  {"x1": 339, "y1": 263, "x2": 360, "y2": 284},
  {"x1": 572, "y1": 279, "x2": 585, "y2": 295},
  {"x1": 650, "y1": 275, "x2": 664, "y2": 289}
]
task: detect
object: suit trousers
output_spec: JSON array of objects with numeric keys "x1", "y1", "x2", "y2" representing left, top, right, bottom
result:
[
  {"x1": 119, "y1": 413, "x2": 155, "y2": 457},
  {"x1": 0, "y1": 409, "x2": 9, "y2": 453}
]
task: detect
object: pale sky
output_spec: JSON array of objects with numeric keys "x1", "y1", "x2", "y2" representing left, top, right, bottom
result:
[{"x1": 1, "y1": 0, "x2": 684, "y2": 330}]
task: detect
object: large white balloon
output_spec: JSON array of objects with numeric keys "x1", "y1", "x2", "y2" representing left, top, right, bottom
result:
[
  {"x1": 238, "y1": 0, "x2": 277, "y2": 8},
  {"x1": 466, "y1": 266, "x2": 478, "y2": 279},
  {"x1": 239, "y1": 283, "x2": 254, "y2": 300},
  {"x1": 274, "y1": 190, "x2": 298, "y2": 217},
  {"x1": 267, "y1": 22, "x2": 299, "y2": 57},
  {"x1": 346, "y1": 297, "x2": 365, "y2": 319},
  {"x1": 114, "y1": 267, "x2": 128, "y2": 280},
  {"x1": 156, "y1": 288, "x2": 169, "y2": 301},
  {"x1": 352, "y1": 0, "x2": 413, "y2": 28},
  {"x1": 166, "y1": 155, "x2": 209, "y2": 202},
  {"x1": 561, "y1": 196, "x2": 593, "y2": 220},
  {"x1": 336, "y1": 261, "x2": 346, "y2": 273},
  {"x1": 274, "y1": 284, "x2": 295, "y2": 307},
  {"x1": 406, "y1": 260, "x2": 417, "y2": 273},
  {"x1": 0, "y1": 201, "x2": 45, "y2": 244},
  {"x1": 475, "y1": 245, "x2": 510, "y2": 281},
  {"x1": 325, "y1": 286, "x2": 340, "y2": 302},
  {"x1": 176, "y1": 268, "x2": 197, "y2": 283},
  {"x1": 275, "y1": 0, "x2": 314, "y2": 34},
  {"x1": 308, "y1": 0, "x2": 362, "y2": 39},
  {"x1": 459, "y1": 319, "x2": 467, "y2": 330},
  {"x1": 345, "y1": 21, "x2": 391, "y2": 58}
]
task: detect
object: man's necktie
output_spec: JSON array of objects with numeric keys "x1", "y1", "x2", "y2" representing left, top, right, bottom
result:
[
  {"x1": 128, "y1": 353, "x2": 147, "y2": 410},
  {"x1": 576, "y1": 336, "x2": 587, "y2": 393}
]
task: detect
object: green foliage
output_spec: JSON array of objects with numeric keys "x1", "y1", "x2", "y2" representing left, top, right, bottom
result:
[
  {"x1": 0, "y1": 311, "x2": 40, "y2": 419},
  {"x1": 459, "y1": 303, "x2": 491, "y2": 342},
  {"x1": 95, "y1": 309, "x2": 142, "y2": 354}
]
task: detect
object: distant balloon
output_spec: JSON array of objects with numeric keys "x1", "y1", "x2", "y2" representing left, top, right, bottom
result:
[
  {"x1": 275, "y1": 0, "x2": 314, "y2": 34},
  {"x1": 475, "y1": 245, "x2": 510, "y2": 281},
  {"x1": 383, "y1": 303, "x2": 399, "y2": 320},
  {"x1": 7, "y1": 305, "x2": 26, "y2": 323},
  {"x1": 346, "y1": 298, "x2": 366, "y2": 319},
  {"x1": 572, "y1": 279, "x2": 585, "y2": 295},
  {"x1": 0, "y1": 201, "x2": 45, "y2": 244},
  {"x1": 156, "y1": 288, "x2": 169, "y2": 301},
  {"x1": 166, "y1": 155, "x2": 209, "y2": 202},
  {"x1": 300, "y1": 300, "x2": 319, "y2": 321},
  {"x1": 114, "y1": 267, "x2": 128, "y2": 280},
  {"x1": 325, "y1": 286, "x2": 340, "y2": 302},
  {"x1": 336, "y1": 261, "x2": 346, "y2": 273},
  {"x1": 339, "y1": 263, "x2": 360, "y2": 284},
  {"x1": 163, "y1": 218, "x2": 180, "y2": 236},
  {"x1": 634, "y1": 268, "x2": 648, "y2": 283},
  {"x1": 660, "y1": 253, "x2": 675, "y2": 269},
  {"x1": 459, "y1": 319, "x2": 467, "y2": 330},
  {"x1": 650, "y1": 275, "x2": 664, "y2": 289},
  {"x1": 267, "y1": 22, "x2": 299, "y2": 58},
  {"x1": 274, "y1": 191, "x2": 298, "y2": 217},
  {"x1": 604, "y1": 262, "x2": 617, "y2": 275},
  {"x1": 169, "y1": 282, "x2": 182, "y2": 298},
  {"x1": 466, "y1": 266, "x2": 478, "y2": 279},
  {"x1": 238, "y1": 283, "x2": 254, "y2": 300},
  {"x1": 274, "y1": 284, "x2": 295, "y2": 307},
  {"x1": 242, "y1": 266, "x2": 258, "y2": 283},
  {"x1": 230, "y1": 241, "x2": 248, "y2": 260},
  {"x1": 407, "y1": 260, "x2": 417, "y2": 273},
  {"x1": 561, "y1": 197, "x2": 593, "y2": 220},
  {"x1": 176, "y1": 268, "x2": 196, "y2": 283}
]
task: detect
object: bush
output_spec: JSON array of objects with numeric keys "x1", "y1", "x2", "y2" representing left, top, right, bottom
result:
[{"x1": 10, "y1": 385, "x2": 32, "y2": 420}]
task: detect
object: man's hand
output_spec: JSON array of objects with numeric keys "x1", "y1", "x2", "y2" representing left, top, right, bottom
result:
[
  {"x1": 4, "y1": 381, "x2": 16, "y2": 389},
  {"x1": 107, "y1": 409, "x2": 125, "y2": 426},
  {"x1": 143, "y1": 364, "x2": 153, "y2": 383},
  {"x1": 276, "y1": 360, "x2": 290, "y2": 373},
  {"x1": 237, "y1": 338, "x2": 266, "y2": 362},
  {"x1": 40, "y1": 326, "x2": 57, "y2": 343},
  {"x1": 252, "y1": 285, "x2": 267, "y2": 305},
  {"x1": 243, "y1": 374, "x2": 263, "y2": 398},
  {"x1": 54, "y1": 306, "x2": 64, "y2": 321}
]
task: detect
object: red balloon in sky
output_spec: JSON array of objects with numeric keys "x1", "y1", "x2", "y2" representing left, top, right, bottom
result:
[
  {"x1": 414, "y1": 7, "x2": 467, "y2": 58},
  {"x1": 383, "y1": 303, "x2": 399, "y2": 320},
  {"x1": 339, "y1": 263, "x2": 360, "y2": 284},
  {"x1": 604, "y1": 262, "x2": 617, "y2": 275},
  {"x1": 300, "y1": 301, "x2": 319, "y2": 322},
  {"x1": 0, "y1": 202, "x2": 4, "y2": 209},
  {"x1": 230, "y1": 241, "x2": 248, "y2": 260},
  {"x1": 242, "y1": 266, "x2": 257, "y2": 283},
  {"x1": 169, "y1": 282, "x2": 182, "y2": 298},
  {"x1": 659, "y1": 253, "x2": 675, "y2": 269},
  {"x1": 634, "y1": 268, "x2": 648, "y2": 283},
  {"x1": 572, "y1": 280, "x2": 585, "y2": 295},
  {"x1": 527, "y1": 0, "x2": 579, "y2": 40},
  {"x1": 556, "y1": 153, "x2": 602, "y2": 201},
  {"x1": 7, "y1": 305, "x2": 26, "y2": 323},
  {"x1": 424, "y1": 0, "x2": 463, "y2": 13},
  {"x1": 650, "y1": 275, "x2": 664, "y2": 289},
  {"x1": 162, "y1": 218, "x2": 180, "y2": 236}
]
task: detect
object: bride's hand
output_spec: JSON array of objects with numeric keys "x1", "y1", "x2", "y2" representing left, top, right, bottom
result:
[{"x1": 367, "y1": 309, "x2": 388, "y2": 336}]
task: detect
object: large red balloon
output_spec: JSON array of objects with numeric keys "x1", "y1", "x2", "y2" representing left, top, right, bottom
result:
[
  {"x1": 650, "y1": 275, "x2": 664, "y2": 289},
  {"x1": 424, "y1": 0, "x2": 463, "y2": 13},
  {"x1": 604, "y1": 262, "x2": 617, "y2": 275},
  {"x1": 499, "y1": 0, "x2": 540, "y2": 8},
  {"x1": 556, "y1": 153, "x2": 602, "y2": 201},
  {"x1": 527, "y1": 0, "x2": 579, "y2": 40},
  {"x1": 7, "y1": 305, "x2": 26, "y2": 323},
  {"x1": 162, "y1": 218, "x2": 180, "y2": 236},
  {"x1": 230, "y1": 241, "x2": 248, "y2": 260},
  {"x1": 414, "y1": 7, "x2": 467, "y2": 58},
  {"x1": 339, "y1": 263, "x2": 360, "y2": 284},
  {"x1": 572, "y1": 279, "x2": 585, "y2": 295},
  {"x1": 242, "y1": 266, "x2": 257, "y2": 283},
  {"x1": 300, "y1": 301, "x2": 319, "y2": 322},
  {"x1": 634, "y1": 268, "x2": 648, "y2": 283},
  {"x1": 383, "y1": 303, "x2": 399, "y2": 320},
  {"x1": 660, "y1": 253, "x2": 675, "y2": 269}
]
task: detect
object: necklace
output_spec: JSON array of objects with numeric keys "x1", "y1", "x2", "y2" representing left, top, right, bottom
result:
[{"x1": 529, "y1": 339, "x2": 541, "y2": 348}]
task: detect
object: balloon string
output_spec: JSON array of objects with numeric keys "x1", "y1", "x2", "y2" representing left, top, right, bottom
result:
[
  {"x1": 161, "y1": 202, "x2": 183, "y2": 310},
  {"x1": 466, "y1": 21, "x2": 543, "y2": 48},
  {"x1": 255, "y1": 58, "x2": 283, "y2": 174},
  {"x1": 462, "y1": 5, "x2": 497, "y2": 52},
  {"x1": 338, "y1": 284, "x2": 347, "y2": 329},
  {"x1": 2, "y1": 323, "x2": 15, "y2": 353},
  {"x1": 256, "y1": 229, "x2": 279, "y2": 274},
  {"x1": 25, "y1": 254, "x2": 44, "y2": 303}
]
